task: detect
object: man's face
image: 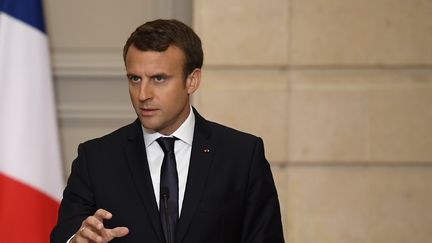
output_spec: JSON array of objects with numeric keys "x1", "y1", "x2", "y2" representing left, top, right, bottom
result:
[{"x1": 126, "y1": 45, "x2": 200, "y2": 135}]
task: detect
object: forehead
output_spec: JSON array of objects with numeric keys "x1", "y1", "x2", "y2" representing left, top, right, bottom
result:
[{"x1": 126, "y1": 45, "x2": 185, "y2": 70}]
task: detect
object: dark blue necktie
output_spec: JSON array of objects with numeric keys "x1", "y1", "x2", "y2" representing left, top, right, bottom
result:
[{"x1": 157, "y1": 137, "x2": 178, "y2": 243}]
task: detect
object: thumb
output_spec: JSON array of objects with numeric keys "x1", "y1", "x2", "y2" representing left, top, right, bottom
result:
[{"x1": 109, "y1": 227, "x2": 129, "y2": 238}]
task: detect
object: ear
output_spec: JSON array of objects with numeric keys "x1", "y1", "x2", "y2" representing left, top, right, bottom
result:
[{"x1": 186, "y1": 68, "x2": 201, "y2": 95}]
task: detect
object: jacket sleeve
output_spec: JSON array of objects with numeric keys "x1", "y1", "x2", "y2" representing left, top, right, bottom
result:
[
  {"x1": 240, "y1": 138, "x2": 285, "y2": 243},
  {"x1": 50, "y1": 143, "x2": 97, "y2": 243}
]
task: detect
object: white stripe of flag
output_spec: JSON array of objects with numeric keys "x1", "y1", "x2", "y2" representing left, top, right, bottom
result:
[{"x1": 0, "y1": 1, "x2": 64, "y2": 242}]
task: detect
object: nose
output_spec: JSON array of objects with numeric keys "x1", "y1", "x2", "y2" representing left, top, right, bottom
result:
[{"x1": 138, "y1": 80, "x2": 152, "y2": 101}]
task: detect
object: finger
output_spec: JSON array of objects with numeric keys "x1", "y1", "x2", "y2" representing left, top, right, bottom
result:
[
  {"x1": 77, "y1": 226, "x2": 103, "y2": 243},
  {"x1": 94, "y1": 209, "x2": 112, "y2": 221},
  {"x1": 108, "y1": 227, "x2": 129, "y2": 238},
  {"x1": 84, "y1": 216, "x2": 104, "y2": 231}
]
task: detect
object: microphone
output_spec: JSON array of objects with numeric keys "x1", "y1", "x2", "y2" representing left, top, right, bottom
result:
[
  {"x1": 160, "y1": 186, "x2": 170, "y2": 201},
  {"x1": 160, "y1": 186, "x2": 171, "y2": 243}
]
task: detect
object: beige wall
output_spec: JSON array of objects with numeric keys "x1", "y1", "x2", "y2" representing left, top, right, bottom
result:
[
  {"x1": 46, "y1": 0, "x2": 432, "y2": 242},
  {"x1": 193, "y1": 0, "x2": 432, "y2": 242}
]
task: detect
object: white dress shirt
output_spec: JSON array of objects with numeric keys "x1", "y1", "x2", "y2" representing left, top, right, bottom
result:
[{"x1": 142, "y1": 108, "x2": 195, "y2": 216}]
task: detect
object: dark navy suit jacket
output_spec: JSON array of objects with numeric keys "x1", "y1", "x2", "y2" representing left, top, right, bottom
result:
[{"x1": 51, "y1": 109, "x2": 284, "y2": 243}]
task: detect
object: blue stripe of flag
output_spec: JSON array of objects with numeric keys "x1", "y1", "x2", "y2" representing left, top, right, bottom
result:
[{"x1": 0, "y1": 0, "x2": 46, "y2": 33}]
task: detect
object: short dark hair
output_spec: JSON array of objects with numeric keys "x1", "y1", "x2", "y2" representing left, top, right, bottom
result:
[{"x1": 123, "y1": 19, "x2": 203, "y2": 79}]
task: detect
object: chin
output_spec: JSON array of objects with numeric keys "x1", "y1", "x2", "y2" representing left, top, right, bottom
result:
[{"x1": 139, "y1": 119, "x2": 159, "y2": 131}]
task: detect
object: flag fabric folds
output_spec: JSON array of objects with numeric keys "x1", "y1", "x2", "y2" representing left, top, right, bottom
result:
[{"x1": 0, "y1": 0, "x2": 64, "y2": 242}]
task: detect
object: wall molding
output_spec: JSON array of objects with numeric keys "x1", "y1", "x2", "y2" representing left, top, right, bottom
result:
[
  {"x1": 58, "y1": 105, "x2": 135, "y2": 123},
  {"x1": 52, "y1": 49, "x2": 125, "y2": 78},
  {"x1": 271, "y1": 161, "x2": 432, "y2": 168}
]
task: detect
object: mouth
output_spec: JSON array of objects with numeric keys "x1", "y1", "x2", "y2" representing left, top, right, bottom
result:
[{"x1": 139, "y1": 108, "x2": 159, "y2": 116}]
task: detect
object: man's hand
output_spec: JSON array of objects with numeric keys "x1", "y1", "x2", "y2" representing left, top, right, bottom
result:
[{"x1": 71, "y1": 209, "x2": 129, "y2": 243}]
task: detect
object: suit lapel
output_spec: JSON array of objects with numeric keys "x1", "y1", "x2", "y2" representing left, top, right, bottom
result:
[
  {"x1": 176, "y1": 109, "x2": 214, "y2": 242},
  {"x1": 124, "y1": 119, "x2": 164, "y2": 242}
]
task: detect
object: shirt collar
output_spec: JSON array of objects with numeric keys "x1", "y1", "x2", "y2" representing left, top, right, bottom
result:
[{"x1": 142, "y1": 106, "x2": 195, "y2": 148}]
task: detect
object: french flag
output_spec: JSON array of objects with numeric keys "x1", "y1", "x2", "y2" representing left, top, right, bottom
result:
[{"x1": 0, "y1": 0, "x2": 64, "y2": 242}]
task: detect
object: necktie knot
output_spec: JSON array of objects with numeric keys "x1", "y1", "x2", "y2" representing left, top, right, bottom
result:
[{"x1": 157, "y1": 137, "x2": 176, "y2": 154}]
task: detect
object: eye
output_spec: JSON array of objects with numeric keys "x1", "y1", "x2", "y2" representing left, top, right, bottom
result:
[
  {"x1": 127, "y1": 75, "x2": 141, "y2": 83},
  {"x1": 153, "y1": 75, "x2": 166, "y2": 83}
]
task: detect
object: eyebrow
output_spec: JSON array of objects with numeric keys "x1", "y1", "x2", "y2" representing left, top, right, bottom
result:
[
  {"x1": 150, "y1": 72, "x2": 170, "y2": 77},
  {"x1": 126, "y1": 72, "x2": 172, "y2": 79},
  {"x1": 126, "y1": 73, "x2": 140, "y2": 78}
]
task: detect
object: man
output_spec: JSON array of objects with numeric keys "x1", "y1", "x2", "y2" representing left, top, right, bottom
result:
[{"x1": 51, "y1": 19, "x2": 284, "y2": 243}]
